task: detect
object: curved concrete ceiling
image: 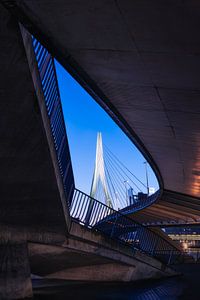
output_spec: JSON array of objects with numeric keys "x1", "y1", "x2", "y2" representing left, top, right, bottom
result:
[
  {"x1": 3, "y1": 0, "x2": 200, "y2": 199},
  {"x1": 124, "y1": 191, "x2": 200, "y2": 227}
]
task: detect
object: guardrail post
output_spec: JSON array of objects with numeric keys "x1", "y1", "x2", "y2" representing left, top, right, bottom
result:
[
  {"x1": 110, "y1": 213, "x2": 118, "y2": 238},
  {"x1": 167, "y1": 249, "x2": 173, "y2": 265},
  {"x1": 151, "y1": 236, "x2": 159, "y2": 256},
  {"x1": 131, "y1": 228, "x2": 138, "y2": 252},
  {"x1": 84, "y1": 199, "x2": 95, "y2": 226}
]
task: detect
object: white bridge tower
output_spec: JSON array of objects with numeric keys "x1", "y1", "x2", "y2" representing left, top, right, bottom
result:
[{"x1": 90, "y1": 132, "x2": 113, "y2": 208}]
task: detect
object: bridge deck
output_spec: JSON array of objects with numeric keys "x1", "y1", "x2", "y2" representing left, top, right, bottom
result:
[{"x1": 3, "y1": 0, "x2": 200, "y2": 201}]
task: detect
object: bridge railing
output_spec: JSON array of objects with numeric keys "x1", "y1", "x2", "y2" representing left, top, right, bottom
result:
[
  {"x1": 70, "y1": 189, "x2": 183, "y2": 265},
  {"x1": 121, "y1": 190, "x2": 161, "y2": 214},
  {"x1": 32, "y1": 37, "x2": 75, "y2": 207}
]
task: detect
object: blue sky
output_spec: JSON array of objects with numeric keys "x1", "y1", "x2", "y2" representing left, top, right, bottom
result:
[{"x1": 55, "y1": 61, "x2": 158, "y2": 195}]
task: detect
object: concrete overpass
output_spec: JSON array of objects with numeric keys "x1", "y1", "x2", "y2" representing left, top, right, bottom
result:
[
  {"x1": 2, "y1": 0, "x2": 199, "y2": 218},
  {"x1": 0, "y1": 3, "x2": 184, "y2": 299},
  {"x1": 0, "y1": 3, "x2": 73, "y2": 250},
  {"x1": 0, "y1": 4, "x2": 75, "y2": 298},
  {"x1": 123, "y1": 190, "x2": 200, "y2": 227}
]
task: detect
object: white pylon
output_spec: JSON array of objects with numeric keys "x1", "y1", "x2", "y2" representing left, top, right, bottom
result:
[{"x1": 90, "y1": 132, "x2": 113, "y2": 208}]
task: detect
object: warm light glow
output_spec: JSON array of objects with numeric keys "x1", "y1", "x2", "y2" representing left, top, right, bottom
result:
[
  {"x1": 182, "y1": 242, "x2": 188, "y2": 250},
  {"x1": 169, "y1": 234, "x2": 200, "y2": 241}
]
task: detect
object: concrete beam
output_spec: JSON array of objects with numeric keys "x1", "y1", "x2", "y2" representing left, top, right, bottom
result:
[
  {"x1": 0, "y1": 3, "x2": 70, "y2": 237},
  {"x1": 46, "y1": 262, "x2": 160, "y2": 282},
  {"x1": 28, "y1": 222, "x2": 179, "y2": 282},
  {"x1": 3, "y1": 0, "x2": 200, "y2": 199},
  {"x1": 20, "y1": 25, "x2": 72, "y2": 231}
]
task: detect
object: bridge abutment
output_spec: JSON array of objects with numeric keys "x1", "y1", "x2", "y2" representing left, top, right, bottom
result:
[{"x1": 0, "y1": 242, "x2": 32, "y2": 299}]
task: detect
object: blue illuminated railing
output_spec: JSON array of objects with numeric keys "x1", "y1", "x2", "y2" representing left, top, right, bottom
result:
[
  {"x1": 71, "y1": 189, "x2": 183, "y2": 266},
  {"x1": 121, "y1": 190, "x2": 161, "y2": 215},
  {"x1": 30, "y1": 35, "x2": 185, "y2": 267},
  {"x1": 32, "y1": 37, "x2": 74, "y2": 207}
]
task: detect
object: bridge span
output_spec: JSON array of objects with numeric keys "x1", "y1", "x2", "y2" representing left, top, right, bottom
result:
[
  {"x1": 0, "y1": 1, "x2": 200, "y2": 299},
  {"x1": 2, "y1": 0, "x2": 200, "y2": 204},
  {"x1": 0, "y1": 4, "x2": 184, "y2": 299},
  {"x1": 2, "y1": 0, "x2": 199, "y2": 236},
  {"x1": 122, "y1": 191, "x2": 200, "y2": 227}
]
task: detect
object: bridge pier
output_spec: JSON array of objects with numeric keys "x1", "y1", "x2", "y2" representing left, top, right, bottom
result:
[{"x1": 0, "y1": 242, "x2": 32, "y2": 299}]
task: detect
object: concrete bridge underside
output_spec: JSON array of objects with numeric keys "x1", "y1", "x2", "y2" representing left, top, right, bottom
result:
[
  {"x1": 28, "y1": 221, "x2": 178, "y2": 282},
  {"x1": 2, "y1": 0, "x2": 200, "y2": 222},
  {"x1": 0, "y1": 5, "x2": 181, "y2": 299},
  {"x1": 125, "y1": 191, "x2": 200, "y2": 227},
  {"x1": 0, "y1": 5, "x2": 71, "y2": 298},
  {"x1": 0, "y1": 4, "x2": 71, "y2": 237}
]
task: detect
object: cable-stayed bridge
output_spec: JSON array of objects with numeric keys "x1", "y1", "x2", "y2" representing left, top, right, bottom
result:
[
  {"x1": 88, "y1": 133, "x2": 200, "y2": 228},
  {"x1": 90, "y1": 132, "x2": 152, "y2": 211},
  {"x1": 70, "y1": 133, "x2": 183, "y2": 267},
  {"x1": 1, "y1": 2, "x2": 199, "y2": 297}
]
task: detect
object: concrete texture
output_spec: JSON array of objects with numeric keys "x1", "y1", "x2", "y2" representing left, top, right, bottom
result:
[
  {"x1": 0, "y1": 242, "x2": 32, "y2": 299},
  {"x1": 0, "y1": 6, "x2": 75, "y2": 297},
  {"x1": 0, "y1": 2, "x2": 189, "y2": 295},
  {"x1": 28, "y1": 222, "x2": 178, "y2": 282},
  {"x1": 20, "y1": 26, "x2": 72, "y2": 230},
  {"x1": 32, "y1": 264, "x2": 200, "y2": 299},
  {"x1": 3, "y1": 0, "x2": 200, "y2": 207},
  {"x1": 46, "y1": 263, "x2": 161, "y2": 282},
  {"x1": 123, "y1": 191, "x2": 200, "y2": 226},
  {"x1": 0, "y1": 4, "x2": 71, "y2": 237}
]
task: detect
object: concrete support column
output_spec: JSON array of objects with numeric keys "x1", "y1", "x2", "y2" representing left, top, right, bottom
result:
[{"x1": 0, "y1": 242, "x2": 32, "y2": 299}]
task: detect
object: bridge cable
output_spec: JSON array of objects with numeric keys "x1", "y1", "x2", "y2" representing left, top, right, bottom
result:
[{"x1": 104, "y1": 144, "x2": 147, "y2": 189}]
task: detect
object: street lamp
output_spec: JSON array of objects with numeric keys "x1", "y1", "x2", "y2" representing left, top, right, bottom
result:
[
  {"x1": 114, "y1": 191, "x2": 120, "y2": 210},
  {"x1": 143, "y1": 162, "x2": 149, "y2": 195},
  {"x1": 124, "y1": 180, "x2": 129, "y2": 206}
]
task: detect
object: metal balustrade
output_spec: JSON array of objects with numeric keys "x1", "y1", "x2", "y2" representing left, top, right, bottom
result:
[
  {"x1": 31, "y1": 36, "x2": 183, "y2": 267},
  {"x1": 120, "y1": 190, "x2": 161, "y2": 215},
  {"x1": 71, "y1": 188, "x2": 183, "y2": 265},
  {"x1": 32, "y1": 37, "x2": 75, "y2": 207}
]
